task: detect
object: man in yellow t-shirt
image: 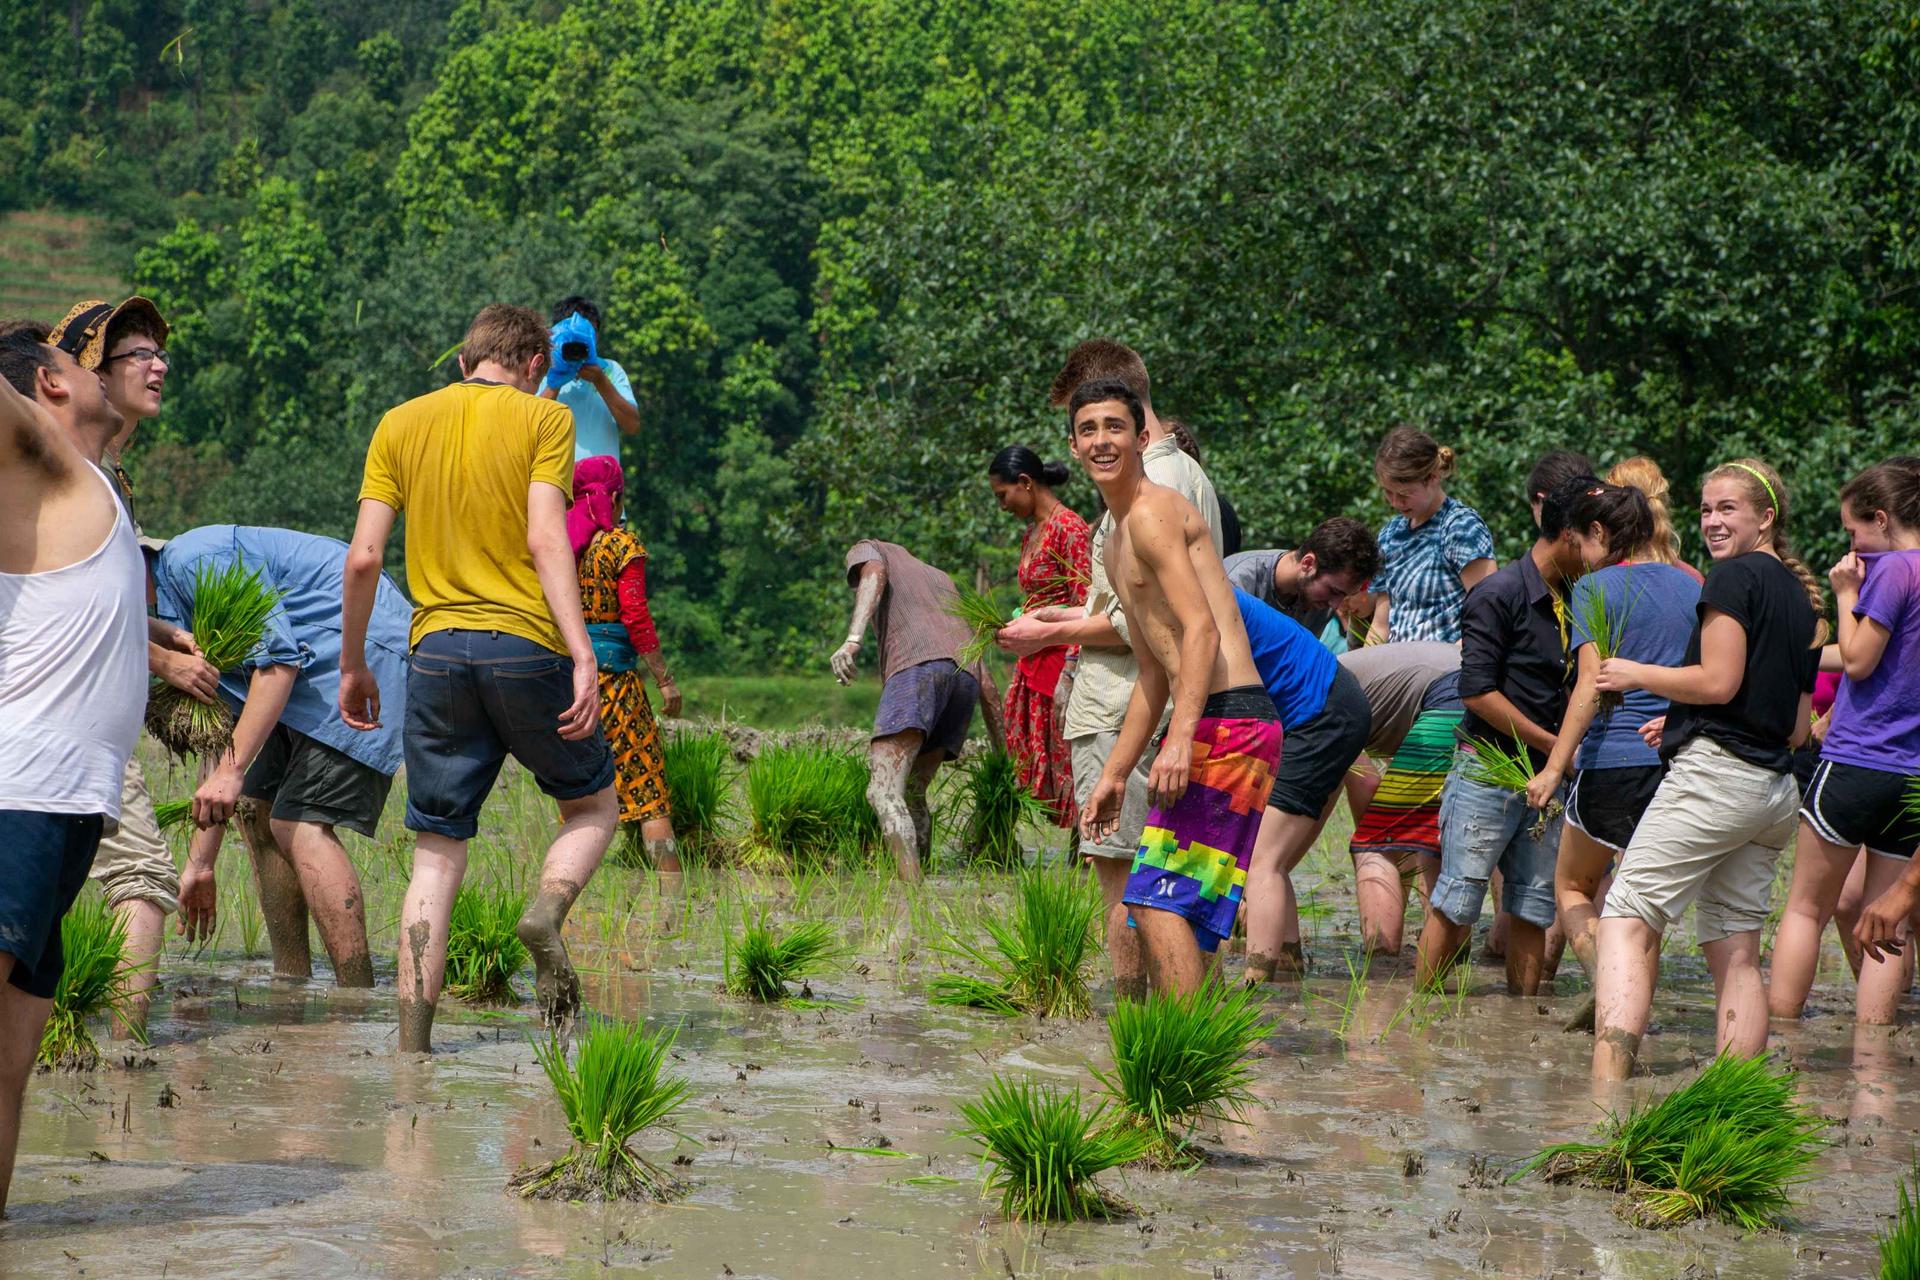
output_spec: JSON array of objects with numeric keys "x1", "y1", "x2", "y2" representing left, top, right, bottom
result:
[{"x1": 337, "y1": 303, "x2": 618, "y2": 1054}]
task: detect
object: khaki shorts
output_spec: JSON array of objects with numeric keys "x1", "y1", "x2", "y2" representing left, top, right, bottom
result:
[
  {"x1": 1068, "y1": 731, "x2": 1151, "y2": 861},
  {"x1": 90, "y1": 755, "x2": 180, "y2": 915},
  {"x1": 1602, "y1": 737, "x2": 1797, "y2": 944}
]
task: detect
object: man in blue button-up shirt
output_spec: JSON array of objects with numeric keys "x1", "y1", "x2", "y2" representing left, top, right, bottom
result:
[{"x1": 150, "y1": 525, "x2": 410, "y2": 986}]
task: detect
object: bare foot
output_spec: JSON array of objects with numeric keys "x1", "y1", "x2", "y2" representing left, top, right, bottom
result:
[
  {"x1": 517, "y1": 893, "x2": 583, "y2": 1028},
  {"x1": 1563, "y1": 994, "x2": 1596, "y2": 1035}
]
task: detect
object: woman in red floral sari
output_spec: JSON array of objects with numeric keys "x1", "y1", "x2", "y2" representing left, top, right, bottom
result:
[{"x1": 988, "y1": 447, "x2": 1091, "y2": 827}]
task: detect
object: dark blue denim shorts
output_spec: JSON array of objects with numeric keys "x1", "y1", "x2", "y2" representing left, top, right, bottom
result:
[
  {"x1": 0, "y1": 810, "x2": 104, "y2": 999},
  {"x1": 403, "y1": 629, "x2": 615, "y2": 840}
]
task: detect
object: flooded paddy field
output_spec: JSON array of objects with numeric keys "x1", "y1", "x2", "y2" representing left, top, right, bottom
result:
[{"x1": 6, "y1": 756, "x2": 1915, "y2": 1279}]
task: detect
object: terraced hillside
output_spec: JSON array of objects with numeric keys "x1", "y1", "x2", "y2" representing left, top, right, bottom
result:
[{"x1": 0, "y1": 209, "x2": 124, "y2": 321}]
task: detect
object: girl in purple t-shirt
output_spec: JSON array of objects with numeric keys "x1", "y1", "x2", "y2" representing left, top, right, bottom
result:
[{"x1": 1772, "y1": 458, "x2": 1920, "y2": 1024}]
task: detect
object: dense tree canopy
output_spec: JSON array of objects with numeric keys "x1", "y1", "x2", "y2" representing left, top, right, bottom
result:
[{"x1": 4, "y1": 0, "x2": 1916, "y2": 670}]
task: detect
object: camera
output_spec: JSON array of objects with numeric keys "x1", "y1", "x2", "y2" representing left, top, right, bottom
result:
[{"x1": 560, "y1": 339, "x2": 590, "y2": 363}]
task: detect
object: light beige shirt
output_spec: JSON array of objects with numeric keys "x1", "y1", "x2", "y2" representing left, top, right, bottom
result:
[{"x1": 1062, "y1": 436, "x2": 1224, "y2": 739}]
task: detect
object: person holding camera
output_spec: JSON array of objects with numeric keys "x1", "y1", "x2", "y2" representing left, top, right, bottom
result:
[{"x1": 538, "y1": 295, "x2": 639, "y2": 463}]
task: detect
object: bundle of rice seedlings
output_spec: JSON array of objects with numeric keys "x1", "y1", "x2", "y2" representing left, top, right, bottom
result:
[
  {"x1": 662, "y1": 730, "x2": 735, "y2": 853},
  {"x1": 1878, "y1": 1155, "x2": 1920, "y2": 1280},
  {"x1": 1575, "y1": 573, "x2": 1635, "y2": 712},
  {"x1": 508, "y1": 1019, "x2": 690, "y2": 1202},
  {"x1": 958, "y1": 1076, "x2": 1150, "y2": 1221},
  {"x1": 944, "y1": 749, "x2": 1051, "y2": 868},
  {"x1": 745, "y1": 743, "x2": 878, "y2": 863},
  {"x1": 946, "y1": 585, "x2": 1011, "y2": 667},
  {"x1": 1096, "y1": 981, "x2": 1276, "y2": 1166},
  {"x1": 444, "y1": 882, "x2": 529, "y2": 1005},
  {"x1": 929, "y1": 864, "x2": 1101, "y2": 1017},
  {"x1": 723, "y1": 912, "x2": 841, "y2": 1002},
  {"x1": 1903, "y1": 776, "x2": 1920, "y2": 826},
  {"x1": 38, "y1": 895, "x2": 138, "y2": 1070},
  {"x1": 146, "y1": 561, "x2": 283, "y2": 759},
  {"x1": 1514, "y1": 1052, "x2": 1825, "y2": 1229},
  {"x1": 154, "y1": 798, "x2": 193, "y2": 831},
  {"x1": 1464, "y1": 734, "x2": 1561, "y2": 837}
]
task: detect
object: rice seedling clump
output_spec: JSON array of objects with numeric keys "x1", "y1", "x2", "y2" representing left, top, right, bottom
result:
[
  {"x1": 724, "y1": 912, "x2": 841, "y2": 1002},
  {"x1": 945, "y1": 585, "x2": 1011, "y2": 668},
  {"x1": 1464, "y1": 734, "x2": 1561, "y2": 837},
  {"x1": 929, "y1": 863, "x2": 1101, "y2": 1017},
  {"x1": 1516, "y1": 1052, "x2": 1825, "y2": 1229},
  {"x1": 146, "y1": 560, "x2": 283, "y2": 759},
  {"x1": 745, "y1": 743, "x2": 878, "y2": 864},
  {"x1": 661, "y1": 730, "x2": 735, "y2": 854},
  {"x1": 38, "y1": 895, "x2": 137, "y2": 1071},
  {"x1": 959, "y1": 1076, "x2": 1149, "y2": 1221},
  {"x1": 1878, "y1": 1155, "x2": 1920, "y2": 1280},
  {"x1": 1098, "y1": 981, "x2": 1276, "y2": 1167},
  {"x1": 444, "y1": 882, "x2": 530, "y2": 1005},
  {"x1": 1574, "y1": 572, "x2": 1635, "y2": 712},
  {"x1": 943, "y1": 749, "x2": 1050, "y2": 868},
  {"x1": 509, "y1": 1019, "x2": 691, "y2": 1202},
  {"x1": 154, "y1": 798, "x2": 193, "y2": 831}
]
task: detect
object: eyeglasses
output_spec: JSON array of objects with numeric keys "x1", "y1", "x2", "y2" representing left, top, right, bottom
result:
[{"x1": 103, "y1": 347, "x2": 172, "y2": 370}]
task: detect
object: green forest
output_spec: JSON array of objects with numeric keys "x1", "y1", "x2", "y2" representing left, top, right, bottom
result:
[{"x1": 4, "y1": 0, "x2": 1917, "y2": 673}]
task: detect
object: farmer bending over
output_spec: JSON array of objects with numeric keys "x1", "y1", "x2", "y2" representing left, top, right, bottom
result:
[
  {"x1": 150, "y1": 525, "x2": 412, "y2": 988},
  {"x1": 833, "y1": 541, "x2": 1005, "y2": 880}
]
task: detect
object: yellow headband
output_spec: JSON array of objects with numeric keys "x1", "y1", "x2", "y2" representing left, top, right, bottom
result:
[{"x1": 1725, "y1": 462, "x2": 1780, "y2": 517}]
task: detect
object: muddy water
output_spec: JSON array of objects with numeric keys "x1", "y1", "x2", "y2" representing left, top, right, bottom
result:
[{"x1": 5, "y1": 866, "x2": 1914, "y2": 1279}]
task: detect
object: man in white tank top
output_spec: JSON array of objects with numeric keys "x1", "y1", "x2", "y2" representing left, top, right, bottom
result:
[{"x1": 0, "y1": 328, "x2": 146, "y2": 1213}]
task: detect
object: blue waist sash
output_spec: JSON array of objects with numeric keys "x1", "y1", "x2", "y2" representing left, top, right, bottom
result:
[{"x1": 586, "y1": 622, "x2": 637, "y2": 673}]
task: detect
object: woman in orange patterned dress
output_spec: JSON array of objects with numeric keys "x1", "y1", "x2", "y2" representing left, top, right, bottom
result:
[
  {"x1": 988, "y1": 447, "x2": 1091, "y2": 827},
  {"x1": 569, "y1": 457, "x2": 683, "y2": 872}
]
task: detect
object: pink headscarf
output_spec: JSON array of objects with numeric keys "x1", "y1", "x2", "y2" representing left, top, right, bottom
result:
[{"x1": 567, "y1": 456, "x2": 624, "y2": 560}]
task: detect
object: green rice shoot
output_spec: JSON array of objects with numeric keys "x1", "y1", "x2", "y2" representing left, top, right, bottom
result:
[
  {"x1": 1464, "y1": 733, "x2": 1561, "y2": 836},
  {"x1": 947, "y1": 585, "x2": 1011, "y2": 667},
  {"x1": 929, "y1": 863, "x2": 1101, "y2": 1018},
  {"x1": 1575, "y1": 572, "x2": 1635, "y2": 710},
  {"x1": 1903, "y1": 776, "x2": 1920, "y2": 828},
  {"x1": 1514, "y1": 1052, "x2": 1825, "y2": 1230},
  {"x1": 154, "y1": 798, "x2": 193, "y2": 831},
  {"x1": 723, "y1": 911, "x2": 842, "y2": 1002},
  {"x1": 661, "y1": 730, "x2": 736, "y2": 853},
  {"x1": 944, "y1": 749, "x2": 1051, "y2": 868},
  {"x1": 1096, "y1": 980, "x2": 1276, "y2": 1167},
  {"x1": 147, "y1": 560, "x2": 284, "y2": 759},
  {"x1": 38, "y1": 894, "x2": 141, "y2": 1070},
  {"x1": 1879, "y1": 1153, "x2": 1920, "y2": 1280},
  {"x1": 744, "y1": 743, "x2": 878, "y2": 864},
  {"x1": 958, "y1": 1076, "x2": 1149, "y2": 1221},
  {"x1": 444, "y1": 882, "x2": 529, "y2": 1005},
  {"x1": 508, "y1": 1019, "x2": 690, "y2": 1202}
]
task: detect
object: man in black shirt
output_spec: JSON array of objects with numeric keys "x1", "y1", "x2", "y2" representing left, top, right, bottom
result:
[{"x1": 1413, "y1": 476, "x2": 1594, "y2": 995}]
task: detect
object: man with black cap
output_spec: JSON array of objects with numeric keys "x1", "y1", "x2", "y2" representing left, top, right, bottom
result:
[{"x1": 48, "y1": 299, "x2": 219, "y2": 1035}]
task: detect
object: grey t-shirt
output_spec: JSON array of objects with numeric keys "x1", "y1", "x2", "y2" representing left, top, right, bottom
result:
[
  {"x1": 1223, "y1": 546, "x2": 1333, "y2": 638},
  {"x1": 1336, "y1": 640, "x2": 1461, "y2": 757},
  {"x1": 844, "y1": 540, "x2": 973, "y2": 683}
]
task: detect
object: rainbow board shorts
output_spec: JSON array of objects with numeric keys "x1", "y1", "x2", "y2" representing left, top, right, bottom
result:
[{"x1": 1122, "y1": 686, "x2": 1282, "y2": 953}]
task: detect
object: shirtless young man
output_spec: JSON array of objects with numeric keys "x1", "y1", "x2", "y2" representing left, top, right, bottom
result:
[{"x1": 1073, "y1": 378, "x2": 1281, "y2": 996}]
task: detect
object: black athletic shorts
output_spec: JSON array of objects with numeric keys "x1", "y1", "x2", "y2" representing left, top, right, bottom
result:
[
  {"x1": 1564, "y1": 764, "x2": 1664, "y2": 853},
  {"x1": 1267, "y1": 665, "x2": 1371, "y2": 819},
  {"x1": 1801, "y1": 759, "x2": 1920, "y2": 860},
  {"x1": 244, "y1": 723, "x2": 395, "y2": 838}
]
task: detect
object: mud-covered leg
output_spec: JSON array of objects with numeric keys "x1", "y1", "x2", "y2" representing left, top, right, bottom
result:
[
  {"x1": 865, "y1": 731, "x2": 925, "y2": 882},
  {"x1": 905, "y1": 749, "x2": 942, "y2": 865},
  {"x1": 517, "y1": 787, "x2": 620, "y2": 1030},
  {"x1": 238, "y1": 803, "x2": 311, "y2": 979}
]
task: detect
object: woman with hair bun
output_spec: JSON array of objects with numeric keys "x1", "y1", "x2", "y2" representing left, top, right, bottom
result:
[
  {"x1": 988, "y1": 447, "x2": 1091, "y2": 827},
  {"x1": 1368, "y1": 427, "x2": 1496, "y2": 644}
]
